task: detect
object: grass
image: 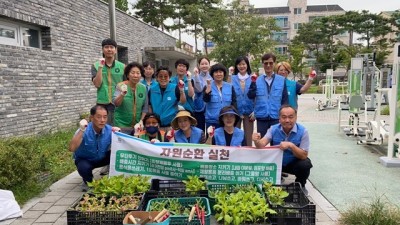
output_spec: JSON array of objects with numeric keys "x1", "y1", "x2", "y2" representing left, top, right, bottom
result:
[
  {"x1": 0, "y1": 127, "x2": 76, "y2": 205},
  {"x1": 340, "y1": 195, "x2": 400, "y2": 225},
  {"x1": 304, "y1": 85, "x2": 348, "y2": 94}
]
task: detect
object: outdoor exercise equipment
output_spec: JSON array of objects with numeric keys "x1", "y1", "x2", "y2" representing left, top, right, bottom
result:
[
  {"x1": 380, "y1": 43, "x2": 400, "y2": 167},
  {"x1": 314, "y1": 69, "x2": 338, "y2": 111},
  {"x1": 357, "y1": 66, "x2": 390, "y2": 145},
  {"x1": 338, "y1": 58, "x2": 367, "y2": 136}
]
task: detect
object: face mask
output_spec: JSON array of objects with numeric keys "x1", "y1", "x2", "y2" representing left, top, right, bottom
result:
[{"x1": 146, "y1": 126, "x2": 159, "y2": 135}]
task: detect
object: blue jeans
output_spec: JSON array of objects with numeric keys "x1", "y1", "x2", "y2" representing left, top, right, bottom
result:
[{"x1": 75, "y1": 151, "x2": 111, "y2": 183}]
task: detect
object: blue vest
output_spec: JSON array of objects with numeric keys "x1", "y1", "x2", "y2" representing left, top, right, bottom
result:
[
  {"x1": 286, "y1": 79, "x2": 298, "y2": 109},
  {"x1": 141, "y1": 79, "x2": 158, "y2": 91},
  {"x1": 205, "y1": 81, "x2": 233, "y2": 124},
  {"x1": 214, "y1": 127, "x2": 244, "y2": 146},
  {"x1": 150, "y1": 84, "x2": 178, "y2": 126},
  {"x1": 254, "y1": 74, "x2": 285, "y2": 120},
  {"x1": 271, "y1": 123, "x2": 305, "y2": 166},
  {"x1": 193, "y1": 72, "x2": 211, "y2": 112},
  {"x1": 232, "y1": 74, "x2": 254, "y2": 116},
  {"x1": 74, "y1": 123, "x2": 112, "y2": 162},
  {"x1": 174, "y1": 126, "x2": 203, "y2": 143},
  {"x1": 170, "y1": 76, "x2": 194, "y2": 112}
]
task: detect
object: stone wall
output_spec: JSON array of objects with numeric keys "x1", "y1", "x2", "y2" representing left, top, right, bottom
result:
[{"x1": 0, "y1": 0, "x2": 176, "y2": 137}]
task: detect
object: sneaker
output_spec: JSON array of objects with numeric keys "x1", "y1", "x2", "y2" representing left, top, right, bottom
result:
[
  {"x1": 99, "y1": 165, "x2": 109, "y2": 175},
  {"x1": 82, "y1": 182, "x2": 89, "y2": 192}
]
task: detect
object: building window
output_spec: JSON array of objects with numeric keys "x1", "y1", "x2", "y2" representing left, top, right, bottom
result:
[
  {"x1": 0, "y1": 19, "x2": 42, "y2": 48},
  {"x1": 294, "y1": 23, "x2": 302, "y2": 30},
  {"x1": 275, "y1": 47, "x2": 288, "y2": 55},
  {"x1": 275, "y1": 17, "x2": 289, "y2": 29},
  {"x1": 272, "y1": 32, "x2": 288, "y2": 44},
  {"x1": 294, "y1": 8, "x2": 302, "y2": 15}
]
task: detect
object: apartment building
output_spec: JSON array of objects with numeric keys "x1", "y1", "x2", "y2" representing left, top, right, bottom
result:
[
  {"x1": 246, "y1": 0, "x2": 348, "y2": 56},
  {"x1": 380, "y1": 11, "x2": 400, "y2": 64}
]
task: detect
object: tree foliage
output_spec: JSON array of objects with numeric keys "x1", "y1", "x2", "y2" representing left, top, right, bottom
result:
[
  {"x1": 133, "y1": 0, "x2": 175, "y2": 31},
  {"x1": 115, "y1": 0, "x2": 129, "y2": 13},
  {"x1": 207, "y1": 0, "x2": 279, "y2": 67}
]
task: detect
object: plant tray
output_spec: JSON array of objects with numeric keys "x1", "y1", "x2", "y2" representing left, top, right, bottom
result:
[
  {"x1": 67, "y1": 194, "x2": 144, "y2": 225},
  {"x1": 265, "y1": 182, "x2": 316, "y2": 225},
  {"x1": 145, "y1": 197, "x2": 211, "y2": 225},
  {"x1": 207, "y1": 183, "x2": 262, "y2": 215},
  {"x1": 141, "y1": 190, "x2": 208, "y2": 211}
]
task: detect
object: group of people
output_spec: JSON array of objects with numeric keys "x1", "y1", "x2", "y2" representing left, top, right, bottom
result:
[{"x1": 69, "y1": 38, "x2": 315, "y2": 191}]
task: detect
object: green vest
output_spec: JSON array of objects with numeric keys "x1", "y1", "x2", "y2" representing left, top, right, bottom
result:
[
  {"x1": 114, "y1": 82, "x2": 147, "y2": 127},
  {"x1": 94, "y1": 60, "x2": 125, "y2": 104},
  {"x1": 139, "y1": 132, "x2": 165, "y2": 142}
]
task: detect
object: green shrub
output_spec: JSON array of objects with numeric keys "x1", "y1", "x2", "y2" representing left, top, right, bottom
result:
[
  {"x1": 340, "y1": 195, "x2": 400, "y2": 225},
  {"x1": 0, "y1": 138, "x2": 41, "y2": 188},
  {"x1": 0, "y1": 128, "x2": 76, "y2": 204}
]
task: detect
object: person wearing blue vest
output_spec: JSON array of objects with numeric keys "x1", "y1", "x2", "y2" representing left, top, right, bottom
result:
[
  {"x1": 192, "y1": 57, "x2": 212, "y2": 132},
  {"x1": 231, "y1": 56, "x2": 255, "y2": 146},
  {"x1": 247, "y1": 52, "x2": 288, "y2": 137},
  {"x1": 170, "y1": 110, "x2": 206, "y2": 144},
  {"x1": 141, "y1": 61, "x2": 158, "y2": 90},
  {"x1": 275, "y1": 62, "x2": 315, "y2": 109},
  {"x1": 68, "y1": 105, "x2": 121, "y2": 191},
  {"x1": 170, "y1": 59, "x2": 195, "y2": 113},
  {"x1": 148, "y1": 66, "x2": 186, "y2": 131},
  {"x1": 212, "y1": 106, "x2": 246, "y2": 146},
  {"x1": 204, "y1": 63, "x2": 236, "y2": 129},
  {"x1": 253, "y1": 105, "x2": 313, "y2": 190}
]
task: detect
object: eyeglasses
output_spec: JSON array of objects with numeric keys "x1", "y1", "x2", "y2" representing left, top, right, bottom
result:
[{"x1": 263, "y1": 62, "x2": 274, "y2": 66}]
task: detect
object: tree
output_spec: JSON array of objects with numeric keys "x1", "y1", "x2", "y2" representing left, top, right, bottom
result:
[
  {"x1": 207, "y1": 0, "x2": 279, "y2": 67},
  {"x1": 115, "y1": 0, "x2": 129, "y2": 13},
  {"x1": 287, "y1": 40, "x2": 307, "y2": 80},
  {"x1": 133, "y1": 0, "x2": 175, "y2": 31}
]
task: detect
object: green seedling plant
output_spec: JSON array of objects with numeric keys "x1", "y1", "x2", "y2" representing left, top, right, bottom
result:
[
  {"x1": 183, "y1": 175, "x2": 207, "y2": 192},
  {"x1": 263, "y1": 181, "x2": 289, "y2": 206},
  {"x1": 213, "y1": 187, "x2": 275, "y2": 225},
  {"x1": 88, "y1": 175, "x2": 150, "y2": 196},
  {"x1": 74, "y1": 193, "x2": 142, "y2": 212}
]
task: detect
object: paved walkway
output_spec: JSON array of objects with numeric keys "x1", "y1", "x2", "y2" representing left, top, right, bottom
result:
[{"x1": 3, "y1": 93, "x2": 374, "y2": 225}]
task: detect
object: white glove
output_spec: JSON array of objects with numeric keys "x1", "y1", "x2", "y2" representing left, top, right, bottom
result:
[
  {"x1": 187, "y1": 71, "x2": 192, "y2": 81},
  {"x1": 112, "y1": 127, "x2": 121, "y2": 132},
  {"x1": 229, "y1": 66, "x2": 234, "y2": 75},
  {"x1": 178, "y1": 80, "x2": 185, "y2": 92},
  {"x1": 249, "y1": 112, "x2": 255, "y2": 122},
  {"x1": 79, "y1": 119, "x2": 88, "y2": 132},
  {"x1": 150, "y1": 139, "x2": 160, "y2": 144},
  {"x1": 193, "y1": 67, "x2": 199, "y2": 76},
  {"x1": 166, "y1": 129, "x2": 175, "y2": 142},
  {"x1": 133, "y1": 121, "x2": 143, "y2": 136},
  {"x1": 118, "y1": 83, "x2": 128, "y2": 96},
  {"x1": 99, "y1": 58, "x2": 105, "y2": 68},
  {"x1": 207, "y1": 126, "x2": 215, "y2": 138}
]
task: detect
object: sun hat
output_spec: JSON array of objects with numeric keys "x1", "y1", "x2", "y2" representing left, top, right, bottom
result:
[
  {"x1": 171, "y1": 110, "x2": 197, "y2": 130},
  {"x1": 218, "y1": 106, "x2": 240, "y2": 126}
]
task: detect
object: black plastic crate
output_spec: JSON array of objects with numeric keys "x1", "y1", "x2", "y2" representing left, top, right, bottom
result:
[
  {"x1": 67, "y1": 194, "x2": 144, "y2": 225},
  {"x1": 265, "y1": 182, "x2": 316, "y2": 225},
  {"x1": 150, "y1": 178, "x2": 206, "y2": 192}
]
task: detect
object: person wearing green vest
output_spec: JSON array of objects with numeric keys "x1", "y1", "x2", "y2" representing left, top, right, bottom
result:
[
  {"x1": 113, "y1": 62, "x2": 148, "y2": 135},
  {"x1": 91, "y1": 38, "x2": 125, "y2": 125},
  {"x1": 275, "y1": 62, "x2": 315, "y2": 109}
]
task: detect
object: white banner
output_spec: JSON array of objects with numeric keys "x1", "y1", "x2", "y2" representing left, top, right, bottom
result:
[{"x1": 110, "y1": 132, "x2": 283, "y2": 184}]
